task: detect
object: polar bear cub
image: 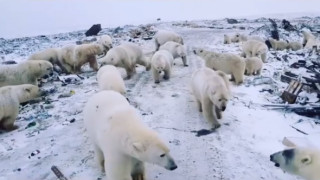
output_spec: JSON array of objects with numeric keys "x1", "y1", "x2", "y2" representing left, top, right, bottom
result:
[
  {"x1": 97, "y1": 35, "x2": 113, "y2": 54},
  {"x1": 288, "y1": 41, "x2": 302, "y2": 51},
  {"x1": 100, "y1": 43, "x2": 150, "y2": 79},
  {"x1": 151, "y1": 50, "x2": 174, "y2": 84},
  {"x1": 0, "y1": 60, "x2": 53, "y2": 87},
  {"x1": 266, "y1": 38, "x2": 288, "y2": 51},
  {"x1": 154, "y1": 30, "x2": 184, "y2": 50},
  {"x1": 270, "y1": 147, "x2": 320, "y2": 180},
  {"x1": 0, "y1": 84, "x2": 40, "y2": 131},
  {"x1": 242, "y1": 40, "x2": 268, "y2": 63},
  {"x1": 191, "y1": 68, "x2": 230, "y2": 129},
  {"x1": 302, "y1": 30, "x2": 318, "y2": 49},
  {"x1": 97, "y1": 65, "x2": 126, "y2": 95},
  {"x1": 193, "y1": 49, "x2": 245, "y2": 84},
  {"x1": 159, "y1": 41, "x2": 188, "y2": 66},
  {"x1": 83, "y1": 91, "x2": 177, "y2": 180},
  {"x1": 224, "y1": 34, "x2": 231, "y2": 44},
  {"x1": 245, "y1": 57, "x2": 263, "y2": 76}
]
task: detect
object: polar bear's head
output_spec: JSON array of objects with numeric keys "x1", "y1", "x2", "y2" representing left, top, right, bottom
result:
[
  {"x1": 98, "y1": 35, "x2": 113, "y2": 52},
  {"x1": 27, "y1": 60, "x2": 53, "y2": 78},
  {"x1": 270, "y1": 148, "x2": 320, "y2": 180},
  {"x1": 13, "y1": 84, "x2": 40, "y2": 103},
  {"x1": 208, "y1": 85, "x2": 229, "y2": 112},
  {"x1": 175, "y1": 44, "x2": 186, "y2": 59},
  {"x1": 100, "y1": 48, "x2": 121, "y2": 67},
  {"x1": 130, "y1": 133, "x2": 177, "y2": 171}
]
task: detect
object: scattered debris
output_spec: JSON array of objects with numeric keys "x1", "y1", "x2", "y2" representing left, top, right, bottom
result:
[
  {"x1": 58, "y1": 90, "x2": 75, "y2": 99},
  {"x1": 129, "y1": 25, "x2": 156, "y2": 40},
  {"x1": 191, "y1": 129, "x2": 215, "y2": 137},
  {"x1": 251, "y1": 77, "x2": 274, "y2": 86},
  {"x1": 25, "y1": 122, "x2": 37, "y2": 129},
  {"x1": 261, "y1": 103, "x2": 320, "y2": 118},
  {"x1": 282, "y1": 19, "x2": 296, "y2": 31},
  {"x1": 227, "y1": 19, "x2": 238, "y2": 24},
  {"x1": 51, "y1": 166, "x2": 68, "y2": 180},
  {"x1": 281, "y1": 80, "x2": 303, "y2": 104},
  {"x1": 85, "y1": 24, "x2": 101, "y2": 37},
  {"x1": 1, "y1": 60, "x2": 17, "y2": 64},
  {"x1": 268, "y1": 19, "x2": 279, "y2": 40}
]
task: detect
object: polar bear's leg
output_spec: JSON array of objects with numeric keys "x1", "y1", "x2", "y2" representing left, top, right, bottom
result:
[
  {"x1": 182, "y1": 56, "x2": 188, "y2": 66},
  {"x1": 125, "y1": 66, "x2": 135, "y2": 79},
  {"x1": 196, "y1": 99, "x2": 202, "y2": 112},
  {"x1": 260, "y1": 53, "x2": 267, "y2": 63},
  {"x1": 202, "y1": 98, "x2": 220, "y2": 129},
  {"x1": 215, "y1": 106, "x2": 222, "y2": 119},
  {"x1": 1, "y1": 116, "x2": 18, "y2": 131},
  {"x1": 131, "y1": 158, "x2": 145, "y2": 180},
  {"x1": 152, "y1": 68, "x2": 160, "y2": 83},
  {"x1": 105, "y1": 154, "x2": 132, "y2": 180},
  {"x1": 89, "y1": 57, "x2": 99, "y2": 71},
  {"x1": 233, "y1": 70, "x2": 244, "y2": 84},
  {"x1": 93, "y1": 144, "x2": 105, "y2": 171},
  {"x1": 163, "y1": 68, "x2": 171, "y2": 80},
  {"x1": 155, "y1": 39, "x2": 160, "y2": 51},
  {"x1": 256, "y1": 69, "x2": 261, "y2": 75}
]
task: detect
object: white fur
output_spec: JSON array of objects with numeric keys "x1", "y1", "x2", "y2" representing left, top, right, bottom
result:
[
  {"x1": 242, "y1": 40, "x2": 268, "y2": 63},
  {"x1": 268, "y1": 38, "x2": 288, "y2": 51},
  {"x1": 83, "y1": 91, "x2": 177, "y2": 180},
  {"x1": 191, "y1": 68, "x2": 230, "y2": 129},
  {"x1": 193, "y1": 49, "x2": 245, "y2": 84},
  {"x1": 224, "y1": 34, "x2": 231, "y2": 44},
  {"x1": 97, "y1": 35, "x2": 113, "y2": 54},
  {"x1": 159, "y1": 41, "x2": 188, "y2": 66},
  {"x1": 154, "y1": 30, "x2": 184, "y2": 50},
  {"x1": 0, "y1": 84, "x2": 39, "y2": 131},
  {"x1": 97, "y1": 65, "x2": 126, "y2": 95},
  {"x1": 151, "y1": 50, "x2": 173, "y2": 84},
  {"x1": 302, "y1": 30, "x2": 318, "y2": 49},
  {"x1": 100, "y1": 43, "x2": 150, "y2": 79},
  {"x1": 0, "y1": 60, "x2": 53, "y2": 87},
  {"x1": 245, "y1": 57, "x2": 263, "y2": 76},
  {"x1": 288, "y1": 41, "x2": 302, "y2": 51},
  {"x1": 232, "y1": 33, "x2": 264, "y2": 43}
]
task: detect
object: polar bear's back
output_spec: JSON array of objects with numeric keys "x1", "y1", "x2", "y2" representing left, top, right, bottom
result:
[
  {"x1": 97, "y1": 65, "x2": 126, "y2": 94},
  {"x1": 152, "y1": 50, "x2": 173, "y2": 67},
  {"x1": 120, "y1": 43, "x2": 144, "y2": 59},
  {"x1": 155, "y1": 30, "x2": 181, "y2": 45}
]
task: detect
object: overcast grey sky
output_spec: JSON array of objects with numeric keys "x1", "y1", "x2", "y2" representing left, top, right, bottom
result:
[{"x1": 0, "y1": 0, "x2": 319, "y2": 38}]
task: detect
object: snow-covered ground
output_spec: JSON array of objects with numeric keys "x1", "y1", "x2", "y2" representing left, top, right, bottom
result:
[{"x1": 0, "y1": 16, "x2": 320, "y2": 180}]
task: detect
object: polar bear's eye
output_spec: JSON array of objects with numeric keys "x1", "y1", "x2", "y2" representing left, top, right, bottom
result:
[
  {"x1": 218, "y1": 99, "x2": 222, "y2": 101},
  {"x1": 200, "y1": 50, "x2": 203, "y2": 53},
  {"x1": 160, "y1": 154, "x2": 165, "y2": 158}
]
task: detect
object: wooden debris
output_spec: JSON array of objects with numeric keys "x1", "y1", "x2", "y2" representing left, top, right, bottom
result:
[
  {"x1": 281, "y1": 80, "x2": 303, "y2": 104},
  {"x1": 51, "y1": 166, "x2": 68, "y2": 180}
]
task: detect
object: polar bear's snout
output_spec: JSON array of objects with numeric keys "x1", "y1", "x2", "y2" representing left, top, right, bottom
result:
[{"x1": 165, "y1": 155, "x2": 178, "y2": 171}]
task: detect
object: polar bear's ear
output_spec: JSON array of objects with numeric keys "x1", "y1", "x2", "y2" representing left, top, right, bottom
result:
[
  {"x1": 133, "y1": 142, "x2": 146, "y2": 152},
  {"x1": 301, "y1": 155, "x2": 312, "y2": 165}
]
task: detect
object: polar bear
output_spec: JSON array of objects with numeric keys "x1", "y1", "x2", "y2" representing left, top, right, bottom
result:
[
  {"x1": 266, "y1": 38, "x2": 288, "y2": 51},
  {"x1": 193, "y1": 49, "x2": 245, "y2": 84},
  {"x1": 159, "y1": 41, "x2": 188, "y2": 66},
  {"x1": 0, "y1": 84, "x2": 40, "y2": 131},
  {"x1": 270, "y1": 147, "x2": 320, "y2": 180},
  {"x1": 97, "y1": 65, "x2": 126, "y2": 95},
  {"x1": 232, "y1": 33, "x2": 264, "y2": 43},
  {"x1": 83, "y1": 90, "x2": 177, "y2": 180},
  {"x1": 288, "y1": 41, "x2": 302, "y2": 51},
  {"x1": 245, "y1": 57, "x2": 263, "y2": 75},
  {"x1": 100, "y1": 43, "x2": 150, "y2": 79},
  {"x1": 224, "y1": 34, "x2": 231, "y2": 44},
  {"x1": 191, "y1": 68, "x2": 230, "y2": 129},
  {"x1": 97, "y1": 35, "x2": 113, "y2": 55},
  {"x1": 151, "y1": 50, "x2": 173, "y2": 84},
  {"x1": 59, "y1": 44, "x2": 103, "y2": 74},
  {"x1": 242, "y1": 40, "x2": 268, "y2": 63},
  {"x1": 302, "y1": 30, "x2": 318, "y2": 49},
  {"x1": 154, "y1": 30, "x2": 184, "y2": 51},
  {"x1": 0, "y1": 60, "x2": 53, "y2": 87}
]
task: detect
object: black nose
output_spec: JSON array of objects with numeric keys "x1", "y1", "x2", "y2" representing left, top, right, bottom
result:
[
  {"x1": 193, "y1": 50, "x2": 196, "y2": 54},
  {"x1": 169, "y1": 165, "x2": 177, "y2": 171},
  {"x1": 221, "y1": 106, "x2": 226, "y2": 111},
  {"x1": 270, "y1": 155, "x2": 274, "y2": 161}
]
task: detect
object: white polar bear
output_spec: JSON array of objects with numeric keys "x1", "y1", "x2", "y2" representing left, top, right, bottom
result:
[
  {"x1": 270, "y1": 148, "x2": 320, "y2": 180},
  {"x1": 97, "y1": 35, "x2": 113, "y2": 55},
  {"x1": 59, "y1": 44, "x2": 103, "y2": 74},
  {"x1": 288, "y1": 41, "x2": 302, "y2": 51},
  {"x1": 266, "y1": 38, "x2": 288, "y2": 51},
  {"x1": 242, "y1": 40, "x2": 268, "y2": 63},
  {"x1": 245, "y1": 57, "x2": 263, "y2": 76},
  {"x1": 151, "y1": 50, "x2": 173, "y2": 84},
  {"x1": 191, "y1": 68, "x2": 230, "y2": 129},
  {"x1": 100, "y1": 43, "x2": 151, "y2": 79},
  {"x1": 97, "y1": 65, "x2": 126, "y2": 95},
  {"x1": 154, "y1": 30, "x2": 184, "y2": 50},
  {"x1": 224, "y1": 34, "x2": 231, "y2": 44},
  {"x1": 0, "y1": 60, "x2": 53, "y2": 87},
  {"x1": 232, "y1": 33, "x2": 264, "y2": 43},
  {"x1": 0, "y1": 84, "x2": 40, "y2": 131},
  {"x1": 159, "y1": 41, "x2": 188, "y2": 66},
  {"x1": 83, "y1": 90, "x2": 177, "y2": 180},
  {"x1": 193, "y1": 49, "x2": 245, "y2": 84},
  {"x1": 302, "y1": 30, "x2": 318, "y2": 49}
]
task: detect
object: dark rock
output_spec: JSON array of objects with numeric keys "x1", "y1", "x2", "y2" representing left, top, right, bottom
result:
[
  {"x1": 1, "y1": 60, "x2": 17, "y2": 64},
  {"x1": 85, "y1": 24, "x2": 102, "y2": 37},
  {"x1": 282, "y1": 19, "x2": 296, "y2": 31},
  {"x1": 227, "y1": 19, "x2": 238, "y2": 24}
]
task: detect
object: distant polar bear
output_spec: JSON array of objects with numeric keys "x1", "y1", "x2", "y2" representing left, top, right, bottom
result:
[
  {"x1": 224, "y1": 34, "x2": 231, "y2": 44},
  {"x1": 232, "y1": 33, "x2": 264, "y2": 43},
  {"x1": 59, "y1": 44, "x2": 103, "y2": 74},
  {"x1": 193, "y1": 49, "x2": 245, "y2": 84},
  {"x1": 270, "y1": 147, "x2": 320, "y2": 180},
  {"x1": 97, "y1": 35, "x2": 113, "y2": 55},
  {"x1": 0, "y1": 60, "x2": 53, "y2": 87},
  {"x1": 191, "y1": 68, "x2": 230, "y2": 129},
  {"x1": 0, "y1": 84, "x2": 40, "y2": 131},
  {"x1": 154, "y1": 30, "x2": 184, "y2": 50},
  {"x1": 97, "y1": 65, "x2": 126, "y2": 95},
  {"x1": 266, "y1": 38, "x2": 288, "y2": 51},
  {"x1": 151, "y1": 50, "x2": 173, "y2": 83},
  {"x1": 242, "y1": 40, "x2": 268, "y2": 63},
  {"x1": 159, "y1": 41, "x2": 188, "y2": 66},
  {"x1": 302, "y1": 30, "x2": 318, "y2": 49},
  {"x1": 100, "y1": 43, "x2": 150, "y2": 79},
  {"x1": 245, "y1": 57, "x2": 263, "y2": 76},
  {"x1": 83, "y1": 91, "x2": 177, "y2": 180},
  {"x1": 288, "y1": 41, "x2": 302, "y2": 51}
]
